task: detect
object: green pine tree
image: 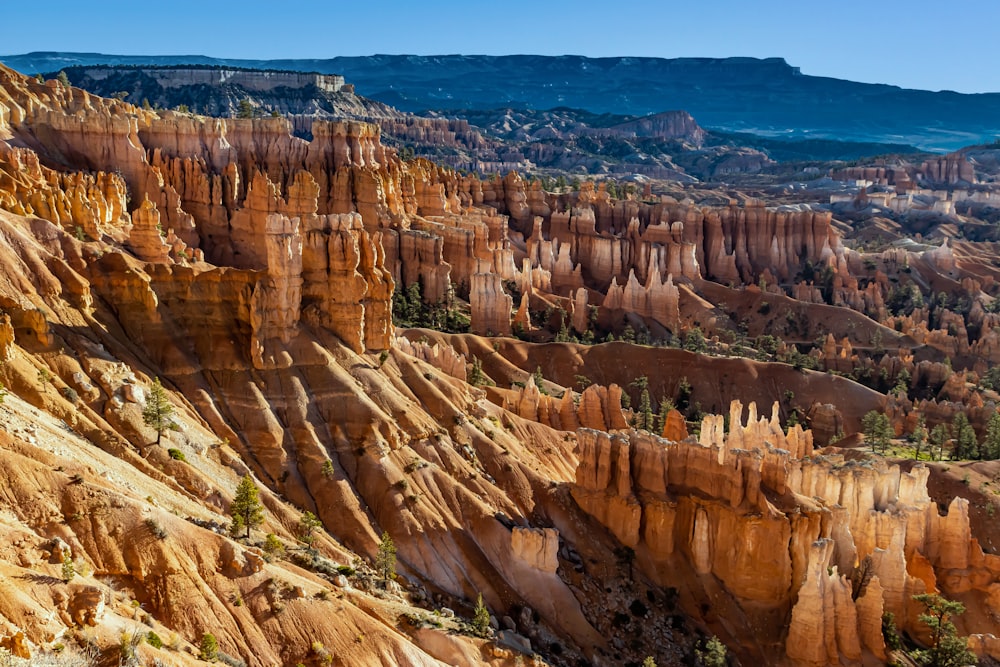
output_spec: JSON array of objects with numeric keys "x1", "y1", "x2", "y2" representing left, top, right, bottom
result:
[
  {"x1": 298, "y1": 511, "x2": 322, "y2": 548},
  {"x1": 912, "y1": 414, "x2": 927, "y2": 460},
  {"x1": 229, "y1": 474, "x2": 265, "y2": 540},
  {"x1": 199, "y1": 633, "x2": 218, "y2": 661},
  {"x1": 467, "y1": 356, "x2": 491, "y2": 387},
  {"x1": 696, "y1": 635, "x2": 728, "y2": 667},
  {"x1": 142, "y1": 378, "x2": 174, "y2": 445},
  {"x1": 376, "y1": 531, "x2": 397, "y2": 585},
  {"x1": 532, "y1": 367, "x2": 549, "y2": 395},
  {"x1": 930, "y1": 423, "x2": 951, "y2": 461},
  {"x1": 861, "y1": 410, "x2": 892, "y2": 454},
  {"x1": 951, "y1": 412, "x2": 978, "y2": 460},
  {"x1": 656, "y1": 395, "x2": 674, "y2": 435},
  {"x1": 236, "y1": 98, "x2": 255, "y2": 119},
  {"x1": 472, "y1": 593, "x2": 491, "y2": 636},
  {"x1": 983, "y1": 412, "x2": 1000, "y2": 460},
  {"x1": 911, "y1": 593, "x2": 976, "y2": 667}
]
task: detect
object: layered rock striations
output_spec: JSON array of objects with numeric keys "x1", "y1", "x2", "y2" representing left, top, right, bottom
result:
[
  {"x1": 5, "y1": 62, "x2": 1000, "y2": 667},
  {"x1": 570, "y1": 398, "x2": 1000, "y2": 665}
]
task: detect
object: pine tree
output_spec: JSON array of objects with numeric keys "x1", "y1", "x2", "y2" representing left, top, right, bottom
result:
[
  {"x1": 861, "y1": 410, "x2": 892, "y2": 454},
  {"x1": 630, "y1": 376, "x2": 653, "y2": 430},
  {"x1": 468, "y1": 356, "x2": 489, "y2": 387},
  {"x1": 862, "y1": 410, "x2": 879, "y2": 452},
  {"x1": 298, "y1": 511, "x2": 322, "y2": 548},
  {"x1": 199, "y1": 633, "x2": 218, "y2": 661},
  {"x1": 229, "y1": 474, "x2": 264, "y2": 540},
  {"x1": 142, "y1": 378, "x2": 174, "y2": 445},
  {"x1": 656, "y1": 395, "x2": 674, "y2": 435},
  {"x1": 472, "y1": 593, "x2": 491, "y2": 636},
  {"x1": 532, "y1": 367, "x2": 548, "y2": 395},
  {"x1": 983, "y1": 412, "x2": 1000, "y2": 460},
  {"x1": 375, "y1": 531, "x2": 397, "y2": 585},
  {"x1": 236, "y1": 98, "x2": 255, "y2": 119},
  {"x1": 911, "y1": 593, "x2": 976, "y2": 667},
  {"x1": 696, "y1": 636, "x2": 728, "y2": 667},
  {"x1": 951, "y1": 412, "x2": 978, "y2": 460},
  {"x1": 912, "y1": 414, "x2": 927, "y2": 460},
  {"x1": 930, "y1": 423, "x2": 951, "y2": 461}
]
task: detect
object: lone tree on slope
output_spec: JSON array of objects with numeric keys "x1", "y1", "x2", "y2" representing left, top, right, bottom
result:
[
  {"x1": 375, "y1": 531, "x2": 397, "y2": 586},
  {"x1": 142, "y1": 378, "x2": 174, "y2": 445},
  {"x1": 229, "y1": 474, "x2": 265, "y2": 540}
]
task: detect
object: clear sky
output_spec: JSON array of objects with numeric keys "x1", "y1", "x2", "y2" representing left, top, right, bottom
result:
[{"x1": 4, "y1": 0, "x2": 997, "y2": 93}]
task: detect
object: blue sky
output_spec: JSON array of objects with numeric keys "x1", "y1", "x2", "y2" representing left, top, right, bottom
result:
[{"x1": 5, "y1": 0, "x2": 997, "y2": 93}]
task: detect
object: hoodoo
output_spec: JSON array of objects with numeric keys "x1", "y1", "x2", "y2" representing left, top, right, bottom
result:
[{"x1": 2, "y1": 46, "x2": 1000, "y2": 667}]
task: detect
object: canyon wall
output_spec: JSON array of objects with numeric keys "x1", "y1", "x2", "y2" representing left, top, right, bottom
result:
[{"x1": 569, "y1": 399, "x2": 1000, "y2": 665}]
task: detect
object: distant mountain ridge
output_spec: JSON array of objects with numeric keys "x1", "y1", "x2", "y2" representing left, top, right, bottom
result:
[{"x1": 4, "y1": 52, "x2": 999, "y2": 151}]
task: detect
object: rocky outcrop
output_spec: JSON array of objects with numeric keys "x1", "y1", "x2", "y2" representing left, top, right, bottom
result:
[
  {"x1": 0, "y1": 142, "x2": 128, "y2": 239},
  {"x1": 0, "y1": 632, "x2": 29, "y2": 659},
  {"x1": 0, "y1": 314, "x2": 14, "y2": 362},
  {"x1": 570, "y1": 399, "x2": 1000, "y2": 665},
  {"x1": 511, "y1": 527, "x2": 559, "y2": 573},
  {"x1": 919, "y1": 153, "x2": 975, "y2": 185},
  {"x1": 394, "y1": 335, "x2": 467, "y2": 380},
  {"x1": 786, "y1": 540, "x2": 862, "y2": 666},
  {"x1": 470, "y1": 272, "x2": 512, "y2": 336},
  {"x1": 128, "y1": 197, "x2": 171, "y2": 262}
]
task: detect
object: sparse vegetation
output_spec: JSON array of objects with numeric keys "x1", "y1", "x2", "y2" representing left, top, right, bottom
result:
[
  {"x1": 61, "y1": 555, "x2": 75, "y2": 582},
  {"x1": 145, "y1": 517, "x2": 167, "y2": 540},
  {"x1": 118, "y1": 630, "x2": 142, "y2": 667},
  {"x1": 695, "y1": 636, "x2": 727, "y2": 667},
  {"x1": 199, "y1": 633, "x2": 218, "y2": 661},
  {"x1": 297, "y1": 511, "x2": 322, "y2": 548},
  {"x1": 467, "y1": 356, "x2": 493, "y2": 387},
  {"x1": 236, "y1": 98, "x2": 255, "y2": 119},
  {"x1": 262, "y1": 533, "x2": 284, "y2": 560}
]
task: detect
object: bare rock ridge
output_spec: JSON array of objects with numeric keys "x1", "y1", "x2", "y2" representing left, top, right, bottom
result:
[
  {"x1": 7, "y1": 52, "x2": 1000, "y2": 150},
  {"x1": 82, "y1": 66, "x2": 348, "y2": 93}
]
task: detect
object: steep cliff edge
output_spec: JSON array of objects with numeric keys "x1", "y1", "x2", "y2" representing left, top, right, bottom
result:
[{"x1": 570, "y1": 401, "x2": 1000, "y2": 666}]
